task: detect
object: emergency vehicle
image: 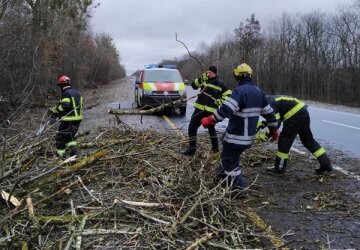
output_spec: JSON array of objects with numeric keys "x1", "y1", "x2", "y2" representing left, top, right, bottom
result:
[{"x1": 134, "y1": 64, "x2": 187, "y2": 115}]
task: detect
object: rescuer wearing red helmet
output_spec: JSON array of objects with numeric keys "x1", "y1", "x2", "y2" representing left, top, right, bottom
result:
[{"x1": 49, "y1": 75, "x2": 83, "y2": 158}]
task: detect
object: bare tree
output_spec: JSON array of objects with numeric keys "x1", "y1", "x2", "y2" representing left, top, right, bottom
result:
[{"x1": 0, "y1": 0, "x2": 125, "y2": 121}]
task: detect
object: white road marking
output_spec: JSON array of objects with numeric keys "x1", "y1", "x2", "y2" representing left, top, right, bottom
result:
[
  {"x1": 290, "y1": 147, "x2": 307, "y2": 155},
  {"x1": 290, "y1": 147, "x2": 360, "y2": 181},
  {"x1": 333, "y1": 165, "x2": 360, "y2": 182},
  {"x1": 322, "y1": 120, "x2": 360, "y2": 130},
  {"x1": 310, "y1": 107, "x2": 360, "y2": 118}
]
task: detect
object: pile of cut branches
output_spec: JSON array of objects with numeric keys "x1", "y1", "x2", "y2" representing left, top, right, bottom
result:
[{"x1": 0, "y1": 125, "x2": 279, "y2": 249}]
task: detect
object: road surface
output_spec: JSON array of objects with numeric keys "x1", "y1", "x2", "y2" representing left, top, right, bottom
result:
[
  {"x1": 97, "y1": 78, "x2": 360, "y2": 159},
  {"x1": 81, "y1": 77, "x2": 360, "y2": 249},
  {"x1": 172, "y1": 86, "x2": 360, "y2": 159},
  {"x1": 308, "y1": 106, "x2": 360, "y2": 158}
]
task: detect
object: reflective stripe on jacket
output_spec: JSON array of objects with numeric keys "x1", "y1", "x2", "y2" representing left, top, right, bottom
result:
[
  {"x1": 266, "y1": 95, "x2": 306, "y2": 123},
  {"x1": 191, "y1": 76, "x2": 231, "y2": 112},
  {"x1": 51, "y1": 86, "x2": 83, "y2": 121},
  {"x1": 213, "y1": 79, "x2": 278, "y2": 148}
]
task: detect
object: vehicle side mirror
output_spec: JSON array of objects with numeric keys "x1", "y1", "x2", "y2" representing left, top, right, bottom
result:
[{"x1": 184, "y1": 79, "x2": 189, "y2": 85}]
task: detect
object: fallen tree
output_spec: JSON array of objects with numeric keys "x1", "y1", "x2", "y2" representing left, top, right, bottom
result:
[
  {"x1": 108, "y1": 93, "x2": 194, "y2": 116},
  {"x1": 0, "y1": 125, "x2": 284, "y2": 249}
]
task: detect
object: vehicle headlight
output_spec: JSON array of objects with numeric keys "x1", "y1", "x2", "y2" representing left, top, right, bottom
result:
[{"x1": 143, "y1": 90, "x2": 153, "y2": 95}]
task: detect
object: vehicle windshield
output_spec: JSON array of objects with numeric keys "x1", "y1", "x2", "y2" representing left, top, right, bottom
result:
[{"x1": 143, "y1": 70, "x2": 183, "y2": 82}]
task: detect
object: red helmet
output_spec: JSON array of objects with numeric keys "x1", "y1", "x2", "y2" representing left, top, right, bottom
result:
[{"x1": 57, "y1": 75, "x2": 70, "y2": 85}]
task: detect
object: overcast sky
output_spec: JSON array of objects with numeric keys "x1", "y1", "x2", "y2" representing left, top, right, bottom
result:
[{"x1": 90, "y1": 0, "x2": 351, "y2": 75}]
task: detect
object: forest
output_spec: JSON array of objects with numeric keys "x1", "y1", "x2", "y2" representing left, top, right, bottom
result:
[
  {"x1": 0, "y1": 0, "x2": 125, "y2": 115},
  {"x1": 161, "y1": 1, "x2": 360, "y2": 107},
  {"x1": 1, "y1": 0, "x2": 360, "y2": 116}
]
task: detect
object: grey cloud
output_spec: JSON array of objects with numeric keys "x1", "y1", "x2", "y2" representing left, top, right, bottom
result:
[{"x1": 91, "y1": 0, "x2": 345, "y2": 74}]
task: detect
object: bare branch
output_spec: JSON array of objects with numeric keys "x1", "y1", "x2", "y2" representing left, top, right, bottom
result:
[{"x1": 175, "y1": 33, "x2": 205, "y2": 72}]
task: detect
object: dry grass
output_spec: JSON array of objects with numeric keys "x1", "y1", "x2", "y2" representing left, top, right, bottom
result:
[{"x1": 0, "y1": 124, "x2": 282, "y2": 249}]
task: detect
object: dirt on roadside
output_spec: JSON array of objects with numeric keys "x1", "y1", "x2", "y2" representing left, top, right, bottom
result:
[{"x1": 242, "y1": 143, "x2": 360, "y2": 249}]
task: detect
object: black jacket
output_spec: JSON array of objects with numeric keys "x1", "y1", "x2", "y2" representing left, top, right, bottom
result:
[
  {"x1": 191, "y1": 75, "x2": 231, "y2": 112},
  {"x1": 266, "y1": 95, "x2": 307, "y2": 123},
  {"x1": 51, "y1": 86, "x2": 83, "y2": 121}
]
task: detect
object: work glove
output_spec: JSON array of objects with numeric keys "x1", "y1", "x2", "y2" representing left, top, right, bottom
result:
[
  {"x1": 48, "y1": 108, "x2": 58, "y2": 118},
  {"x1": 255, "y1": 132, "x2": 270, "y2": 142},
  {"x1": 256, "y1": 120, "x2": 267, "y2": 132},
  {"x1": 269, "y1": 129, "x2": 280, "y2": 142},
  {"x1": 193, "y1": 73, "x2": 208, "y2": 89},
  {"x1": 201, "y1": 115, "x2": 216, "y2": 128},
  {"x1": 200, "y1": 73, "x2": 208, "y2": 82},
  {"x1": 48, "y1": 107, "x2": 60, "y2": 118},
  {"x1": 215, "y1": 98, "x2": 224, "y2": 106}
]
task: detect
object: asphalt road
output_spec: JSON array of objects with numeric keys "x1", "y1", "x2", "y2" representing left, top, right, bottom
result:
[
  {"x1": 176, "y1": 86, "x2": 360, "y2": 158},
  {"x1": 308, "y1": 106, "x2": 360, "y2": 158},
  {"x1": 177, "y1": 86, "x2": 360, "y2": 158},
  {"x1": 114, "y1": 81, "x2": 360, "y2": 159}
]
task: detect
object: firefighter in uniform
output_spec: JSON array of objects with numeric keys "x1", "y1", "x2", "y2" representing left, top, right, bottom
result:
[
  {"x1": 49, "y1": 75, "x2": 83, "y2": 158},
  {"x1": 258, "y1": 95, "x2": 332, "y2": 174},
  {"x1": 201, "y1": 63, "x2": 279, "y2": 190},
  {"x1": 182, "y1": 66, "x2": 232, "y2": 156}
]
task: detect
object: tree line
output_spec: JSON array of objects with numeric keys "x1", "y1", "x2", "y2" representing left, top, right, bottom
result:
[
  {"x1": 162, "y1": 1, "x2": 360, "y2": 107},
  {"x1": 0, "y1": 0, "x2": 125, "y2": 111},
  {"x1": 2, "y1": 1, "x2": 359, "y2": 112}
]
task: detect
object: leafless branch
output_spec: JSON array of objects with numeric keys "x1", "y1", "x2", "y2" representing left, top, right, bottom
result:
[{"x1": 175, "y1": 33, "x2": 205, "y2": 72}]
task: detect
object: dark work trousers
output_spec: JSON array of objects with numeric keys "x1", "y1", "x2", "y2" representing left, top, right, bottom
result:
[
  {"x1": 56, "y1": 121, "x2": 81, "y2": 154},
  {"x1": 188, "y1": 108, "x2": 218, "y2": 150},
  {"x1": 216, "y1": 142, "x2": 246, "y2": 189},
  {"x1": 277, "y1": 109, "x2": 330, "y2": 169}
]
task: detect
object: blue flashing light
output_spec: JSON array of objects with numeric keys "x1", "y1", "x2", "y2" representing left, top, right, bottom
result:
[
  {"x1": 144, "y1": 64, "x2": 159, "y2": 69},
  {"x1": 144, "y1": 64, "x2": 177, "y2": 69},
  {"x1": 161, "y1": 64, "x2": 177, "y2": 69}
]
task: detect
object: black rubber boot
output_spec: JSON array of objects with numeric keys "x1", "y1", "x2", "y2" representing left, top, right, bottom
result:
[
  {"x1": 183, "y1": 137, "x2": 196, "y2": 156},
  {"x1": 210, "y1": 136, "x2": 219, "y2": 153},
  {"x1": 315, "y1": 153, "x2": 332, "y2": 174},
  {"x1": 267, "y1": 156, "x2": 287, "y2": 174},
  {"x1": 227, "y1": 174, "x2": 247, "y2": 199},
  {"x1": 68, "y1": 147, "x2": 78, "y2": 156},
  {"x1": 266, "y1": 166, "x2": 285, "y2": 175},
  {"x1": 216, "y1": 167, "x2": 246, "y2": 189},
  {"x1": 315, "y1": 164, "x2": 333, "y2": 174},
  {"x1": 212, "y1": 148, "x2": 219, "y2": 153},
  {"x1": 231, "y1": 173, "x2": 246, "y2": 190},
  {"x1": 182, "y1": 148, "x2": 196, "y2": 156}
]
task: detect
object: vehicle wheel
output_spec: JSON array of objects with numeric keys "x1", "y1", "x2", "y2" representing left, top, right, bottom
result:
[
  {"x1": 135, "y1": 88, "x2": 141, "y2": 108},
  {"x1": 179, "y1": 106, "x2": 186, "y2": 116}
]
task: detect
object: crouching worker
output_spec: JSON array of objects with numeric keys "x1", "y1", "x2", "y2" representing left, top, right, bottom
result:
[
  {"x1": 49, "y1": 75, "x2": 83, "y2": 158},
  {"x1": 201, "y1": 63, "x2": 279, "y2": 191},
  {"x1": 257, "y1": 95, "x2": 332, "y2": 175}
]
